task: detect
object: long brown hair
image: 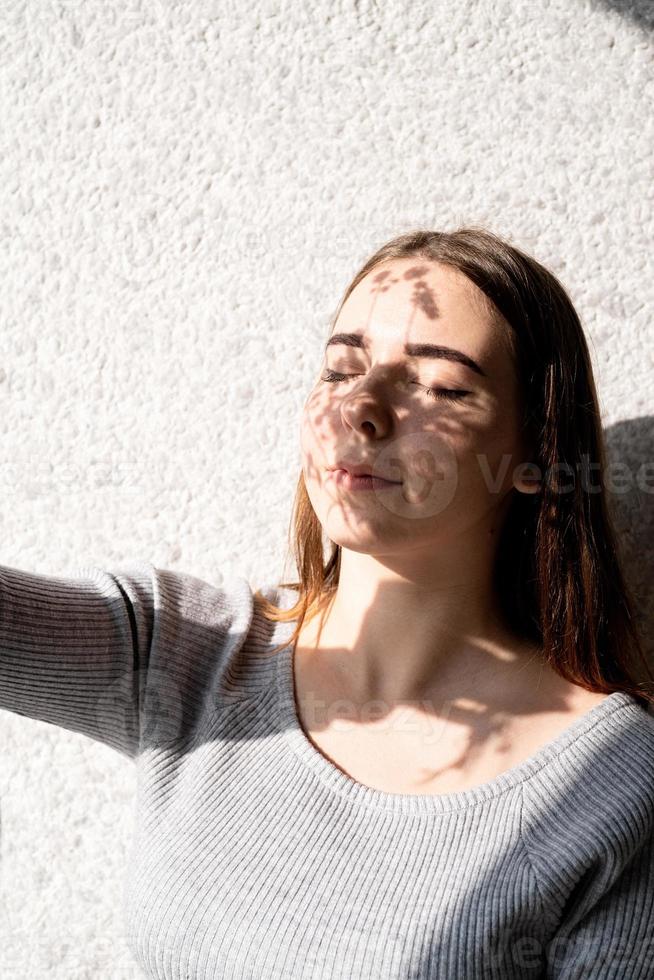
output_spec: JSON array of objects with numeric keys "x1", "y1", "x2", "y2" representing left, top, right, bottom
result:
[{"x1": 254, "y1": 226, "x2": 654, "y2": 708}]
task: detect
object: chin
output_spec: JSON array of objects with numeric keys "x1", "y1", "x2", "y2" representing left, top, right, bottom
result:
[{"x1": 320, "y1": 517, "x2": 409, "y2": 552}]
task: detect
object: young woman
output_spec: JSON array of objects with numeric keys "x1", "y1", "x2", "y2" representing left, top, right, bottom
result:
[{"x1": 1, "y1": 227, "x2": 653, "y2": 979}]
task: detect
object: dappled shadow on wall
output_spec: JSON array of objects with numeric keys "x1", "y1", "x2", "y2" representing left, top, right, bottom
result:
[
  {"x1": 605, "y1": 416, "x2": 654, "y2": 666},
  {"x1": 593, "y1": 0, "x2": 654, "y2": 31}
]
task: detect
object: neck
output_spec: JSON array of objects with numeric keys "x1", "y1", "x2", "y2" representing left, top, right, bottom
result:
[{"x1": 299, "y1": 546, "x2": 542, "y2": 708}]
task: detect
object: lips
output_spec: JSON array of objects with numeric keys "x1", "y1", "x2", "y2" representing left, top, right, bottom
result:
[{"x1": 330, "y1": 461, "x2": 402, "y2": 484}]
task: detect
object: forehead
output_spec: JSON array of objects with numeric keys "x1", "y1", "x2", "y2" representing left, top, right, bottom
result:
[{"x1": 333, "y1": 258, "x2": 513, "y2": 372}]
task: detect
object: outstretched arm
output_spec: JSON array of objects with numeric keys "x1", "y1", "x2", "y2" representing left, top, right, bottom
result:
[{"x1": 0, "y1": 561, "x2": 156, "y2": 760}]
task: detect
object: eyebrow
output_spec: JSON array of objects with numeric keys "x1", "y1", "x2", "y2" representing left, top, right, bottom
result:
[{"x1": 325, "y1": 332, "x2": 487, "y2": 378}]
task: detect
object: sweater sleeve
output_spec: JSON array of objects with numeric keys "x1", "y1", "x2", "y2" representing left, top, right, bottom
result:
[
  {"x1": 545, "y1": 829, "x2": 654, "y2": 978},
  {"x1": 0, "y1": 561, "x2": 157, "y2": 760}
]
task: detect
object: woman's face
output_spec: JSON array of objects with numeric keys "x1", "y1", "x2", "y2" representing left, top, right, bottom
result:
[{"x1": 300, "y1": 258, "x2": 531, "y2": 556}]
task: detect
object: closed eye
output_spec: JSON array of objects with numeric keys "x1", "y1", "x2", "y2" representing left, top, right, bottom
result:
[
  {"x1": 320, "y1": 370, "x2": 470, "y2": 402},
  {"x1": 416, "y1": 382, "x2": 470, "y2": 402}
]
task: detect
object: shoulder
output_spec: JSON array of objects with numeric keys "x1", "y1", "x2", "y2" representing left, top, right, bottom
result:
[
  {"x1": 522, "y1": 693, "x2": 654, "y2": 847},
  {"x1": 139, "y1": 564, "x2": 284, "y2": 706}
]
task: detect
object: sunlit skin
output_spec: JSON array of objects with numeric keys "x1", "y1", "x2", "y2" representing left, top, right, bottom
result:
[{"x1": 296, "y1": 257, "x2": 602, "y2": 739}]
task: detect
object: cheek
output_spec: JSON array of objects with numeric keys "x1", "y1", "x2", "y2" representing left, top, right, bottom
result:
[
  {"x1": 300, "y1": 407, "x2": 319, "y2": 459},
  {"x1": 300, "y1": 390, "x2": 337, "y2": 456},
  {"x1": 299, "y1": 404, "x2": 332, "y2": 486},
  {"x1": 453, "y1": 413, "x2": 522, "y2": 494}
]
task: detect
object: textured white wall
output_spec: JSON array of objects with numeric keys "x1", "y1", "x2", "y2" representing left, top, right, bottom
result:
[{"x1": 1, "y1": 0, "x2": 652, "y2": 975}]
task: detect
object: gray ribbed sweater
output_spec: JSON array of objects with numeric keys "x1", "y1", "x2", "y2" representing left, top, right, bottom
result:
[{"x1": 1, "y1": 560, "x2": 653, "y2": 979}]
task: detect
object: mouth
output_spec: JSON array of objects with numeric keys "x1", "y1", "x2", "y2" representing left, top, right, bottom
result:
[
  {"x1": 327, "y1": 468, "x2": 402, "y2": 491},
  {"x1": 329, "y1": 460, "x2": 402, "y2": 481}
]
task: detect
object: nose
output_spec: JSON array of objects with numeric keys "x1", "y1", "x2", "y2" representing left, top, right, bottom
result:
[{"x1": 340, "y1": 387, "x2": 393, "y2": 440}]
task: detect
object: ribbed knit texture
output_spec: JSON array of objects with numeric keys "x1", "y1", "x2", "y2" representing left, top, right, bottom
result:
[{"x1": 1, "y1": 561, "x2": 654, "y2": 979}]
